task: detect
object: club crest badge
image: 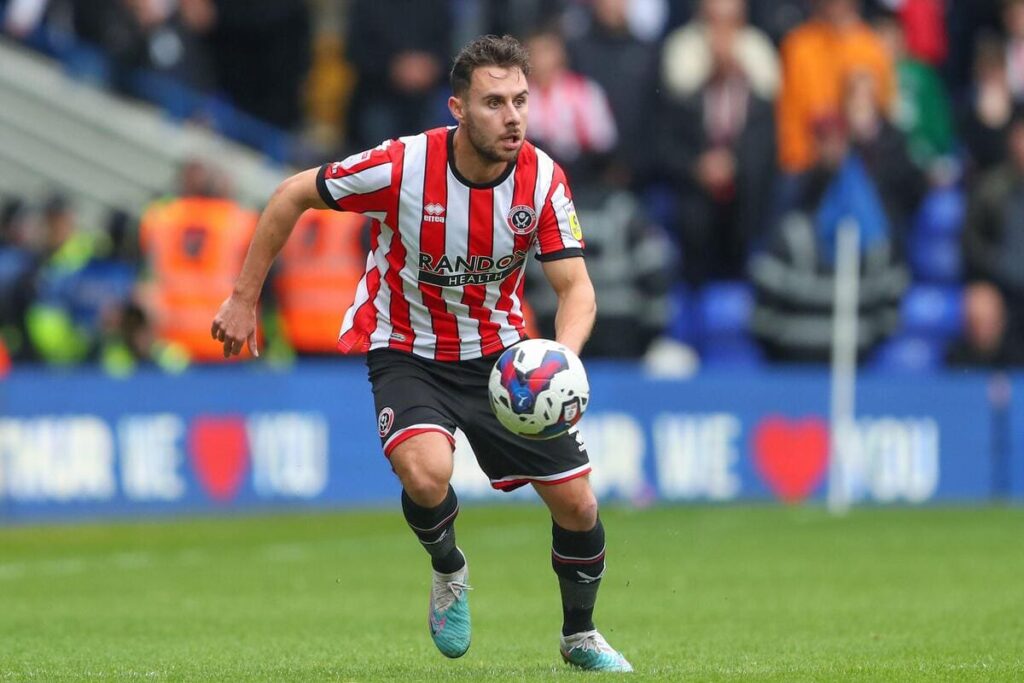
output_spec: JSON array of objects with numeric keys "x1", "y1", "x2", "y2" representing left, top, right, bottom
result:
[
  {"x1": 378, "y1": 407, "x2": 395, "y2": 437},
  {"x1": 506, "y1": 205, "x2": 537, "y2": 235}
]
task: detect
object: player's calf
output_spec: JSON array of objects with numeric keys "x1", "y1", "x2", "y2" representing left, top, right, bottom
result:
[
  {"x1": 401, "y1": 486, "x2": 472, "y2": 658},
  {"x1": 551, "y1": 516, "x2": 605, "y2": 636},
  {"x1": 551, "y1": 516, "x2": 633, "y2": 671}
]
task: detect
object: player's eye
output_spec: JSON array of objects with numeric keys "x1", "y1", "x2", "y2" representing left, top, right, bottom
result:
[{"x1": 514, "y1": 97, "x2": 526, "y2": 107}]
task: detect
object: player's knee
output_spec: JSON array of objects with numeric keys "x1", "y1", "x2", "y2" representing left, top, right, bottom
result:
[
  {"x1": 400, "y1": 468, "x2": 449, "y2": 507},
  {"x1": 557, "y1": 495, "x2": 599, "y2": 531},
  {"x1": 390, "y1": 438, "x2": 452, "y2": 506}
]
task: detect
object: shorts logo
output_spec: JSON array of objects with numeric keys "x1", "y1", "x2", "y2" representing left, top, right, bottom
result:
[
  {"x1": 507, "y1": 205, "x2": 537, "y2": 235},
  {"x1": 378, "y1": 407, "x2": 395, "y2": 437}
]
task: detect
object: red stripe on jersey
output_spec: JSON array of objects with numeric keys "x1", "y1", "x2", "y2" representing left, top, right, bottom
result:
[
  {"x1": 337, "y1": 187, "x2": 391, "y2": 215},
  {"x1": 338, "y1": 221, "x2": 382, "y2": 352},
  {"x1": 384, "y1": 143, "x2": 414, "y2": 352},
  {"x1": 419, "y1": 131, "x2": 461, "y2": 361},
  {"x1": 496, "y1": 146, "x2": 539, "y2": 336},
  {"x1": 463, "y1": 188, "x2": 502, "y2": 353}
]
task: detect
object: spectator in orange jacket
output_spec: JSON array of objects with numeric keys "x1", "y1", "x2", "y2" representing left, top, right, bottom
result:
[{"x1": 776, "y1": 0, "x2": 896, "y2": 175}]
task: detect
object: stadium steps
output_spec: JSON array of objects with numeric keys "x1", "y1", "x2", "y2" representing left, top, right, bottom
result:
[{"x1": 0, "y1": 37, "x2": 287, "y2": 225}]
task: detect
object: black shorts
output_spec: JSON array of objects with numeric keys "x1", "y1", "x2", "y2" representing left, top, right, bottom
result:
[{"x1": 366, "y1": 348, "x2": 590, "y2": 491}]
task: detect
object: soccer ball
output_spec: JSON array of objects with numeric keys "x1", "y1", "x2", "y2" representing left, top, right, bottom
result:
[{"x1": 488, "y1": 339, "x2": 590, "y2": 439}]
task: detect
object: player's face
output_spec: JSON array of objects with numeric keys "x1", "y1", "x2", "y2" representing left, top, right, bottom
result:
[{"x1": 458, "y1": 66, "x2": 529, "y2": 164}]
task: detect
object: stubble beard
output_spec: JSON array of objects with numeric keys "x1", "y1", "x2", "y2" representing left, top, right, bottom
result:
[{"x1": 465, "y1": 116, "x2": 520, "y2": 165}]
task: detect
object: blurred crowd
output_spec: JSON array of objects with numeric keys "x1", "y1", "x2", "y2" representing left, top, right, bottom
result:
[{"x1": 3, "y1": 0, "x2": 1024, "y2": 372}]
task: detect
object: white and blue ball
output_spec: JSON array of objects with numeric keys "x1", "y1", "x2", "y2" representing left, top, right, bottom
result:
[{"x1": 488, "y1": 339, "x2": 589, "y2": 439}]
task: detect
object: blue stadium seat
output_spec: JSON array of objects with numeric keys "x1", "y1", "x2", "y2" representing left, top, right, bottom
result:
[
  {"x1": 900, "y1": 285, "x2": 963, "y2": 338},
  {"x1": 868, "y1": 335, "x2": 946, "y2": 373},
  {"x1": 694, "y1": 282, "x2": 762, "y2": 368},
  {"x1": 665, "y1": 284, "x2": 695, "y2": 344},
  {"x1": 697, "y1": 281, "x2": 754, "y2": 338},
  {"x1": 908, "y1": 233, "x2": 962, "y2": 283},
  {"x1": 913, "y1": 186, "x2": 965, "y2": 237}
]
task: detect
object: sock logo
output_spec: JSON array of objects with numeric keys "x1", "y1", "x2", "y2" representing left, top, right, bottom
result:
[
  {"x1": 575, "y1": 569, "x2": 604, "y2": 584},
  {"x1": 378, "y1": 407, "x2": 395, "y2": 437}
]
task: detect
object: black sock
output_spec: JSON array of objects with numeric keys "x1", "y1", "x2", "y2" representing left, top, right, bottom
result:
[
  {"x1": 551, "y1": 517, "x2": 606, "y2": 637},
  {"x1": 401, "y1": 486, "x2": 465, "y2": 574}
]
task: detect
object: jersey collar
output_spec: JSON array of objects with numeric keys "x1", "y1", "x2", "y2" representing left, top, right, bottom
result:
[{"x1": 447, "y1": 127, "x2": 516, "y2": 190}]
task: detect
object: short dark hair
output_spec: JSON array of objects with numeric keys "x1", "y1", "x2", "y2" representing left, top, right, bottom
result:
[{"x1": 450, "y1": 34, "x2": 531, "y2": 97}]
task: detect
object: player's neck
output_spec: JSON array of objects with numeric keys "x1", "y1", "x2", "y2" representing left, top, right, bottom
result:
[{"x1": 451, "y1": 126, "x2": 510, "y2": 186}]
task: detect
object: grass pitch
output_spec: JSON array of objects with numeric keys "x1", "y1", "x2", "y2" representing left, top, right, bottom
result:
[{"x1": 1, "y1": 504, "x2": 1022, "y2": 681}]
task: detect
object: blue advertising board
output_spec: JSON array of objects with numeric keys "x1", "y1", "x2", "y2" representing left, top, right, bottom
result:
[{"x1": 0, "y1": 362, "x2": 1017, "y2": 522}]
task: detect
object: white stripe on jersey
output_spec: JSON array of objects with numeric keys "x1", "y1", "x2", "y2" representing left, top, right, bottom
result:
[
  {"x1": 367, "y1": 221, "x2": 396, "y2": 347},
  {"x1": 548, "y1": 181, "x2": 579, "y2": 247},
  {"x1": 338, "y1": 251, "x2": 376, "y2": 339},
  {"x1": 533, "y1": 150, "x2": 556, "y2": 240},
  {"x1": 322, "y1": 162, "x2": 392, "y2": 203},
  {"x1": 443, "y1": 172, "x2": 479, "y2": 358},
  {"x1": 395, "y1": 135, "x2": 438, "y2": 355}
]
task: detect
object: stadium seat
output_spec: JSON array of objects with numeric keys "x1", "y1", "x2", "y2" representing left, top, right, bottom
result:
[
  {"x1": 908, "y1": 233, "x2": 962, "y2": 283},
  {"x1": 665, "y1": 284, "x2": 694, "y2": 344},
  {"x1": 694, "y1": 282, "x2": 762, "y2": 368},
  {"x1": 868, "y1": 334, "x2": 947, "y2": 372},
  {"x1": 697, "y1": 281, "x2": 754, "y2": 338},
  {"x1": 913, "y1": 186, "x2": 965, "y2": 237},
  {"x1": 900, "y1": 285, "x2": 963, "y2": 338}
]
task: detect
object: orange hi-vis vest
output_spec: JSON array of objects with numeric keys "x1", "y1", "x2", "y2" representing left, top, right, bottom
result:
[
  {"x1": 275, "y1": 210, "x2": 367, "y2": 353},
  {"x1": 141, "y1": 197, "x2": 258, "y2": 362}
]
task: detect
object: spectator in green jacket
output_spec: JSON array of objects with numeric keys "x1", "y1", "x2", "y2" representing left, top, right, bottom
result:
[{"x1": 874, "y1": 11, "x2": 956, "y2": 179}]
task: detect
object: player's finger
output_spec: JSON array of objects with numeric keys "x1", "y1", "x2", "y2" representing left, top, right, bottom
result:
[
  {"x1": 246, "y1": 330, "x2": 259, "y2": 358},
  {"x1": 211, "y1": 320, "x2": 220, "y2": 339}
]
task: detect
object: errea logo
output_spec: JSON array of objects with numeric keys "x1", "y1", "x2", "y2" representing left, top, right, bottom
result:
[{"x1": 423, "y1": 203, "x2": 446, "y2": 223}]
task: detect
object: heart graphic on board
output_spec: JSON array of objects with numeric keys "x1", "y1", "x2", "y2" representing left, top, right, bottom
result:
[
  {"x1": 188, "y1": 416, "x2": 249, "y2": 502},
  {"x1": 752, "y1": 417, "x2": 829, "y2": 503}
]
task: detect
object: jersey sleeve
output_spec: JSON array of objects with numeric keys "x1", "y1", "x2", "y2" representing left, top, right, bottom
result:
[
  {"x1": 316, "y1": 140, "x2": 397, "y2": 218},
  {"x1": 535, "y1": 163, "x2": 585, "y2": 261}
]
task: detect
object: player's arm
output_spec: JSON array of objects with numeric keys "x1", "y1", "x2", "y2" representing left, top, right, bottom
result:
[
  {"x1": 541, "y1": 256, "x2": 596, "y2": 357},
  {"x1": 212, "y1": 168, "x2": 327, "y2": 357}
]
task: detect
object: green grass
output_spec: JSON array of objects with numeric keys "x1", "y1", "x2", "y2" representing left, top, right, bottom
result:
[{"x1": 1, "y1": 505, "x2": 1023, "y2": 681}]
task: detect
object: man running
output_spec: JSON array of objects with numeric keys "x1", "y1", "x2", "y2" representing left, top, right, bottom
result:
[{"x1": 212, "y1": 34, "x2": 631, "y2": 672}]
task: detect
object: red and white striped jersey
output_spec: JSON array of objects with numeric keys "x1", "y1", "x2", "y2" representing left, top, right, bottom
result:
[{"x1": 316, "y1": 126, "x2": 585, "y2": 361}]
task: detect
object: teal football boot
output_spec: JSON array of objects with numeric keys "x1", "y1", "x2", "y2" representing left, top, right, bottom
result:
[
  {"x1": 428, "y1": 554, "x2": 472, "y2": 658},
  {"x1": 560, "y1": 629, "x2": 633, "y2": 672}
]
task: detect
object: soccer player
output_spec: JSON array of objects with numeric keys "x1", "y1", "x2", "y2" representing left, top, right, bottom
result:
[{"x1": 211, "y1": 35, "x2": 632, "y2": 673}]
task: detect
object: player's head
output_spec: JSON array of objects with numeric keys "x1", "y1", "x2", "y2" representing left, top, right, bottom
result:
[{"x1": 449, "y1": 35, "x2": 531, "y2": 164}]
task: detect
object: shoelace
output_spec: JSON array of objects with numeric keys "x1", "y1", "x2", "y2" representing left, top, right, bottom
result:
[
  {"x1": 573, "y1": 632, "x2": 611, "y2": 654},
  {"x1": 447, "y1": 580, "x2": 472, "y2": 599},
  {"x1": 433, "y1": 579, "x2": 472, "y2": 611}
]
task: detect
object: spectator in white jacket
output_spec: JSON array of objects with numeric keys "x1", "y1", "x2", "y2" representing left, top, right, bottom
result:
[{"x1": 661, "y1": 0, "x2": 780, "y2": 102}]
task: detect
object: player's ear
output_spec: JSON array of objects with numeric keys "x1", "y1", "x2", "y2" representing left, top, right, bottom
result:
[{"x1": 448, "y1": 95, "x2": 464, "y2": 124}]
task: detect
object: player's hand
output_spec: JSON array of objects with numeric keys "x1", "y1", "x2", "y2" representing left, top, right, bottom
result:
[{"x1": 211, "y1": 295, "x2": 259, "y2": 358}]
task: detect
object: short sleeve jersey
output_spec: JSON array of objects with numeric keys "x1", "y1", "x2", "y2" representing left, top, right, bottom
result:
[{"x1": 316, "y1": 126, "x2": 584, "y2": 361}]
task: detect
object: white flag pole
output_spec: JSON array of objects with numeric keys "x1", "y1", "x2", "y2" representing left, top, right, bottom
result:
[{"x1": 829, "y1": 218, "x2": 860, "y2": 515}]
